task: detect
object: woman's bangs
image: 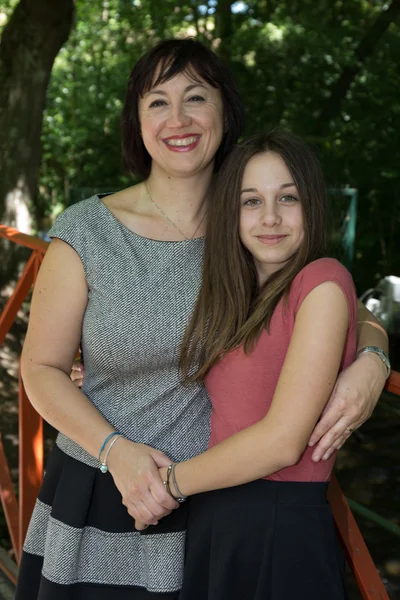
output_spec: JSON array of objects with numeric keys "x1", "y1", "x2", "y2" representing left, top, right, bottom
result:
[{"x1": 141, "y1": 55, "x2": 220, "y2": 97}]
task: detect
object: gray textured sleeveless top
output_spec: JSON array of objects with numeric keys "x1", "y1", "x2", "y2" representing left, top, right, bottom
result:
[{"x1": 48, "y1": 195, "x2": 211, "y2": 467}]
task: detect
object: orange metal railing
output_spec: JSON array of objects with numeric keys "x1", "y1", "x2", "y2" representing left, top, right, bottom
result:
[
  {"x1": 0, "y1": 223, "x2": 398, "y2": 597},
  {"x1": 0, "y1": 225, "x2": 47, "y2": 583}
]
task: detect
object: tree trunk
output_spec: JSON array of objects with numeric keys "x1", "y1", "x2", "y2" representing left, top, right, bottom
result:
[
  {"x1": 313, "y1": 0, "x2": 400, "y2": 136},
  {"x1": 214, "y1": 0, "x2": 234, "y2": 65},
  {"x1": 0, "y1": 0, "x2": 75, "y2": 232}
]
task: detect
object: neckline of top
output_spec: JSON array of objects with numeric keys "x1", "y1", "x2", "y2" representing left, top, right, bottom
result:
[{"x1": 95, "y1": 194, "x2": 205, "y2": 244}]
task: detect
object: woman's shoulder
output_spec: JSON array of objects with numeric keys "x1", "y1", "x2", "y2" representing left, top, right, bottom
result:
[
  {"x1": 101, "y1": 185, "x2": 141, "y2": 215},
  {"x1": 48, "y1": 195, "x2": 101, "y2": 234}
]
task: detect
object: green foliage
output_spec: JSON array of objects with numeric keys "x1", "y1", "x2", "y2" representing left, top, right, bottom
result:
[{"x1": 23, "y1": 0, "x2": 400, "y2": 290}]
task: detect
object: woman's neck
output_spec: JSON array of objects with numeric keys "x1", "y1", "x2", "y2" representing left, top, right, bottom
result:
[{"x1": 145, "y1": 164, "x2": 214, "y2": 220}]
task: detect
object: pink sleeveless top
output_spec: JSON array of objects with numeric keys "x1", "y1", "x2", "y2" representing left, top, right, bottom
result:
[{"x1": 205, "y1": 258, "x2": 358, "y2": 482}]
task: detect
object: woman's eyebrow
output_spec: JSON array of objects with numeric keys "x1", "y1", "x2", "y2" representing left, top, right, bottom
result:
[{"x1": 147, "y1": 83, "x2": 207, "y2": 97}]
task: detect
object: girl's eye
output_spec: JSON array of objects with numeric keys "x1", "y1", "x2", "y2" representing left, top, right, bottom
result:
[
  {"x1": 243, "y1": 198, "x2": 261, "y2": 206},
  {"x1": 148, "y1": 99, "x2": 167, "y2": 108},
  {"x1": 280, "y1": 195, "x2": 298, "y2": 204}
]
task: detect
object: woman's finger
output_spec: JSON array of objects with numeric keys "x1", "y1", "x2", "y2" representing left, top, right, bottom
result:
[
  {"x1": 310, "y1": 415, "x2": 360, "y2": 462},
  {"x1": 141, "y1": 489, "x2": 173, "y2": 519},
  {"x1": 127, "y1": 500, "x2": 158, "y2": 525},
  {"x1": 149, "y1": 481, "x2": 179, "y2": 511}
]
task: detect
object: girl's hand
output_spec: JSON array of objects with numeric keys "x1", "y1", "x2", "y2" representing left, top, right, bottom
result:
[
  {"x1": 106, "y1": 438, "x2": 179, "y2": 526},
  {"x1": 70, "y1": 361, "x2": 84, "y2": 388},
  {"x1": 308, "y1": 352, "x2": 386, "y2": 461}
]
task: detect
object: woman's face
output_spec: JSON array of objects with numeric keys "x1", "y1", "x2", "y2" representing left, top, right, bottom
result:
[
  {"x1": 138, "y1": 71, "x2": 224, "y2": 178},
  {"x1": 239, "y1": 151, "x2": 305, "y2": 283}
]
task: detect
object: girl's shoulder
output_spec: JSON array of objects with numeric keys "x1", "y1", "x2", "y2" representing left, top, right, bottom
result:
[
  {"x1": 289, "y1": 258, "x2": 357, "y2": 322},
  {"x1": 293, "y1": 257, "x2": 353, "y2": 287}
]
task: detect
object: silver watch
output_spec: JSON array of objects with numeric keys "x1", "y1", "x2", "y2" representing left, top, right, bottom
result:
[{"x1": 357, "y1": 346, "x2": 391, "y2": 379}]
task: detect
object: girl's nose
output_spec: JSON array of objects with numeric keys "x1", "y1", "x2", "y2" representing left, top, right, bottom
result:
[{"x1": 260, "y1": 204, "x2": 282, "y2": 227}]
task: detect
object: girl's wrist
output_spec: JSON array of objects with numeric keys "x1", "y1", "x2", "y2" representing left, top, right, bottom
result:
[{"x1": 159, "y1": 463, "x2": 189, "y2": 501}]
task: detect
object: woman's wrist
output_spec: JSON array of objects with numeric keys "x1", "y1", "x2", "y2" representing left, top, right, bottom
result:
[
  {"x1": 356, "y1": 349, "x2": 388, "y2": 383},
  {"x1": 106, "y1": 436, "x2": 132, "y2": 473}
]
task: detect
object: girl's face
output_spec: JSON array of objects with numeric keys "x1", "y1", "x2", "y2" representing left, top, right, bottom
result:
[
  {"x1": 138, "y1": 71, "x2": 224, "y2": 179},
  {"x1": 239, "y1": 151, "x2": 305, "y2": 283}
]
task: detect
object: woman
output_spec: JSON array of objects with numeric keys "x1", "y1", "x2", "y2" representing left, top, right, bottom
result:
[
  {"x1": 17, "y1": 39, "x2": 388, "y2": 599},
  {"x1": 156, "y1": 130, "x2": 359, "y2": 598}
]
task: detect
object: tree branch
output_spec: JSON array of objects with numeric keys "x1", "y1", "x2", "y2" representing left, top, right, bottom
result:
[{"x1": 314, "y1": 0, "x2": 400, "y2": 134}]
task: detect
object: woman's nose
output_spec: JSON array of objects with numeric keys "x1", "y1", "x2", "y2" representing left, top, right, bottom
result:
[{"x1": 166, "y1": 104, "x2": 192, "y2": 129}]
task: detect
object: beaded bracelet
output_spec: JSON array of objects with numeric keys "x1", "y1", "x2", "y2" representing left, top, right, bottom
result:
[
  {"x1": 99, "y1": 434, "x2": 123, "y2": 473},
  {"x1": 98, "y1": 431, "x2": 121, "y2": 462}
]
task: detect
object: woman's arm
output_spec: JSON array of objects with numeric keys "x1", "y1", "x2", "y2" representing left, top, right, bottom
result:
[
  {"x1": 22, "y1": 239, "x2": 177, "y2": 522},
  {"x1": 163, "y1": 281, "x2": 349, "y2": 496},
  {"x1": 307, "y1": 300, "x2": 388, "y2": 461}
]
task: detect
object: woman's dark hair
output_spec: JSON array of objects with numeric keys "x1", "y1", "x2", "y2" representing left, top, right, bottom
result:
[
  {"x1": 180, "y1": 130, "x2": 328, "y2": 381},
  {"x1": 121, "y1": 38, "x2": 245, "y2": 177}
]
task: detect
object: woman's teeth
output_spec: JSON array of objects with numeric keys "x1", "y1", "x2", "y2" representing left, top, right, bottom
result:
[{"x1": 165, "y1": 136, "x2": 199, "y2": 147}]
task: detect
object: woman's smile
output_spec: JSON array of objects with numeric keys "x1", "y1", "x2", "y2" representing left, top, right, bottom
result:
[{"x1": 163, "y1": 134, "x2": 202, "y2": 151}]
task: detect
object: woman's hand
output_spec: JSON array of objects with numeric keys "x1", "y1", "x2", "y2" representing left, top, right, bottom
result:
[
  {"x1": 135, "y1": 466, "x2": 171, "y2": 531},
  {"x1": 107, "y1": 437, "x2": 178, "y2": 526},
  {"x1": 71, "y1": 361, "x2": 84, "y2": 388},
  {"x1": 308, "y1": 352, "x2": 387, "y2": 461}
]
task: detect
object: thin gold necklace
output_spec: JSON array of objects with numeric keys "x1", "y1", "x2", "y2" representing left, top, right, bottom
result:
[{"x1": 144, "y1": 181, "x2": 206, "y2": 241}]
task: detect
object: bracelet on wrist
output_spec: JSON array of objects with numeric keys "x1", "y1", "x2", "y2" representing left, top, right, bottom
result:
[
  {"x1": 98, "y1": 431, "x2": 122, "y2": 473},
  {"x1": 357, "y1": 346, "x2": 391, "y2": 380},
  {"x1": 164, "y1": 463, "x2": 187, "y2": 503}
]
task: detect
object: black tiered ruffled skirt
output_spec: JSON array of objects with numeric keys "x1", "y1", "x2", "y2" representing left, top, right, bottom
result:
[
  {"x1": 180, "y1": 479, "x2": 348, "y2": 600},
  {"x1": 15, "y1": 444, "x2": 187, "y2": 599}
]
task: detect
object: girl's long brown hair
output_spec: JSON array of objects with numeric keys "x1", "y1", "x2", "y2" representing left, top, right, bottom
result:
[{"x1": 180, "y1": 130, "x2": 328, "y2": 381}]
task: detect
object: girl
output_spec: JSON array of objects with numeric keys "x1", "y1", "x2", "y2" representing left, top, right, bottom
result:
[{"x1": 164, "y1": 131, "x2": 357, "y2": 599}]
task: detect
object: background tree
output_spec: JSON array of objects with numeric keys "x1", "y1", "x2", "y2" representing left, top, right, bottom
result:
[
  {"x1": 1, "y1": 0, "x2": 399, "y2": 288},
  {"x1": 0, "y1": 0, "x2": 75, "y2": 231}
]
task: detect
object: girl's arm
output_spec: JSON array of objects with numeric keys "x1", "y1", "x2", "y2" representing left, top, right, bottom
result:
[
  {"x1": 167, "y1": 281, "x2": 349, "y2": 496},
  {"x1": 307, "y1": 300, "x2": 388, "y2": 461},
  {"x1": 22, "y1": 239, "x2": 177, "y2": 522}
]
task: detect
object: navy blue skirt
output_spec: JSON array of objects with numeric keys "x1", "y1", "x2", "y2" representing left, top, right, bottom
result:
[{"x1": 180, "y1": 479, "x2": 348, "y2": 600}]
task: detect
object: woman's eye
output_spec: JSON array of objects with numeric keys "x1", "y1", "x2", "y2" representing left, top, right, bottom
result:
[
  {"x1": 148, "y1": 99, "x2": 167, "y2": 108},
  {"x1": 187, "y1": 95, "x2": 205, "y2": 102},
  {"x1": 280, "y1": 195, "x2": 298, "y2": 204}
]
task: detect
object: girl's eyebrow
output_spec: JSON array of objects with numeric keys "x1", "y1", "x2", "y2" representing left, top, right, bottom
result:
[
  {"x1": 146, "y1": 83, "x2": 207, "y2": 97},
  {"x1": 240, "y1": 182, "x2": 296, "y2": 194}
]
